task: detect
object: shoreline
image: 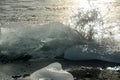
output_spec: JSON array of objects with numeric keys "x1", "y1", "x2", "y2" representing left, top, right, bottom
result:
[
  {"x1": 0, "y1": 59, "x2": 120, "y2": 80},
  {"x1": 1, "y1": 59, "x2": 120, "y2": 67}
]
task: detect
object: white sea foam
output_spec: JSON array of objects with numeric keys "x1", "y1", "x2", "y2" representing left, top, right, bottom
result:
[{"x1": 107, "y1": 66, "x2": 120, "y2": 71}]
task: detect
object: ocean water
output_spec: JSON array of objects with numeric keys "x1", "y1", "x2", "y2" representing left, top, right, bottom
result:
[
  {"x1": 0, "y1": 0, "x2": 120, "y2": 62},
  {"x1": 0, "y1": 0, "x2": 80, "y2": 25},
  {"x1": 0, "y1": 0, "x2": 119, "y2": 25}
]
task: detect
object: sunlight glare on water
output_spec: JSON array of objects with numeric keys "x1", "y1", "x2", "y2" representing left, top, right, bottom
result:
[{"x1": 0, "y1": 0, "x2": 120, "y2": 50}]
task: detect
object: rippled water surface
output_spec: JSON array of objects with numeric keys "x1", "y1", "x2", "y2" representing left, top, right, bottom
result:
[
  {"x1": 0, "y1": 0, "x2": 81, "y2": 25},
  {"x1": 0, "y1": 0, "x2": 120, "y2": 41},
  {"x1": 0, "y1": 0, "x2": 119, "y2": 25}
]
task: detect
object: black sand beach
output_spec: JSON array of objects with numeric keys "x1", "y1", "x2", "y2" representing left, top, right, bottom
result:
[{"x1": 0, "y1": 59, "x2": 120, "y2": 80}]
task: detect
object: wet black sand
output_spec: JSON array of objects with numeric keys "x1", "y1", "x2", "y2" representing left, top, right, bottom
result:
[{"x1": 0, "y1": 59, "x2": 120, "y2": 80}]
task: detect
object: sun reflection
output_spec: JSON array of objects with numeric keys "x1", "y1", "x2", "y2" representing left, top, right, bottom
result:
[{"x1": 67, "y1": 0, "x2": 120, "y2": 45}]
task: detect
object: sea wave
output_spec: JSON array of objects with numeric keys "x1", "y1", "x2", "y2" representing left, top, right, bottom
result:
[
  {"x1": 0, "y1": 22, "x2": 83, "y2": 60},
  {"x1": 0, "y1": 22, "x2": 120, "y2": 63}
]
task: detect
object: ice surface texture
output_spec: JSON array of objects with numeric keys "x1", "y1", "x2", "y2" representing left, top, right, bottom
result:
[{"x1": 18, "y1": 62, "x2": 74, "y2": 80}]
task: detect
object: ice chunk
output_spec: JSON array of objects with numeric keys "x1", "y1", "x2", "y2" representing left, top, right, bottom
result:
[
  {"x1": 19, "y1": 62, "x2": 74, "y2": 80},
  {"x1": 64, "y1": 44, "x2": 120, "y2": 63}
]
